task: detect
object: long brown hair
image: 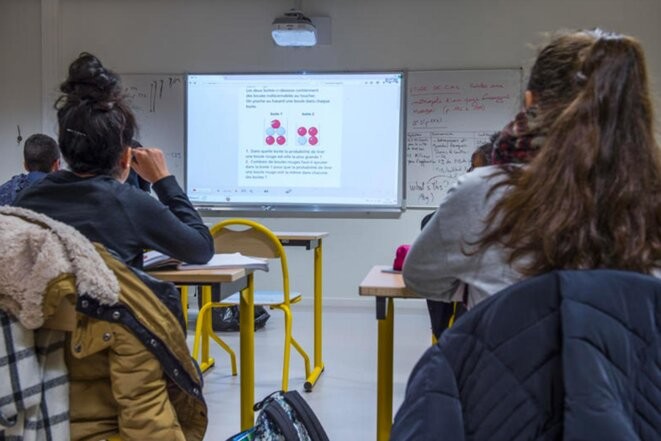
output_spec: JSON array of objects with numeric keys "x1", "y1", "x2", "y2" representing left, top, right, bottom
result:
[
  {"x1": 525, "y1": 30, "x2": 598, "y2": 135},
  {"x1": 477, "y1": 31, "x2": 661, "y2": 275}
]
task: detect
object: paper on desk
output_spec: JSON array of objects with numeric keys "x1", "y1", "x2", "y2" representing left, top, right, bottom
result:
[{"x1": 178, "y1": 253, "x2": 269, "y2": 272}]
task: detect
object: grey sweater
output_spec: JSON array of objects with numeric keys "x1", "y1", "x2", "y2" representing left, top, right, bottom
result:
[{"x1": 403, "y1": 166, "x2": 523, "y2": 307}]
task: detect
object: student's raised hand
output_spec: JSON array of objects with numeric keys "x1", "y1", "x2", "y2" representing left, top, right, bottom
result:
[{"x1": 131, "y1": 148, "x2": 171, "y2": 183}]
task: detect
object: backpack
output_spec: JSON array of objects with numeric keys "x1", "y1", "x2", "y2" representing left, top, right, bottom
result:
[{"x1": 226, "y1": 390, "x2": 329, "y2": 441}]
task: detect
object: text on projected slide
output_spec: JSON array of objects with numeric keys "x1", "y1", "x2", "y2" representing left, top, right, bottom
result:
[{"x1": 238, "y1": 85, "x2": 342, "y2": 187}]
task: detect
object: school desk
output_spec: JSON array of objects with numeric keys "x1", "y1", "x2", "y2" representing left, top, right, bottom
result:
[
  {"x1": 273, "y1": 231, "x2": 328, "y2": 391},
  {"x1": 148, "y1": 266, "x2": 256, "y2": 430},
  {"x1": 359, "y1": 265, "x2": 420, "y2": 441}
]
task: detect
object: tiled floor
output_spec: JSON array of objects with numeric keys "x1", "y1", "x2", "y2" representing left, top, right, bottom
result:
[{"x1": 187, "y1": 300, "x2": 431, "y2": 440}]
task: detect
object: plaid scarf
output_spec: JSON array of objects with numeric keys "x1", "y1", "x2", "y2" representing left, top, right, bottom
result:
[
  {"x1": 491, "y1": 111, "x2": 546, "y2": 165},
  {"x1": 0, "y1": 312, "x2": 69, "y2": 440}
]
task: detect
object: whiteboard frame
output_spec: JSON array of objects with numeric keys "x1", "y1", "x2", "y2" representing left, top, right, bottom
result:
[{"x1": 184, "y1": 70, "x2": 407, "y2": 216}]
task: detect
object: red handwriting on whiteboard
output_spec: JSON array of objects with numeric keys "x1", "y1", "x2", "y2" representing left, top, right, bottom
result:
[
  {"x1": 481, "y1": 93, "x2": 511, "y2": 103},
  {"x1": 412, "y1": 96, "x2": 443, "y2": 106},
  {"x1": 410, "y1": 84, "x2": 461, "y2": 96},
  {"x1": 411, "y1": 118, "x2": 443, "y2": 128},
  {"x1": 469, "y1": 82, "x2": 506, "y2": 89},
  {"x1": 410, "y1": 85, "x2": 428, "y2": 94},
  {"x1": 412, "y1": 108, "x2": 434, "y2": 114},
  {"x1": 433, "y1": 84, "x2": 460, "y2": 91}
]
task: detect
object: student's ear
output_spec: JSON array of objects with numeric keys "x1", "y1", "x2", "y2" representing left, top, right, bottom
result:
[
  {"x1": 116, "y1": 147, "x2": 132, "y2": 182},
  {"x1": 119, "y1": 147, "x2": 132, "y2": 169},
  {"x1": 51, "y1": 159, "x2": 61, "y2": 172},
  {"x1": 524, "y1": 90, "x2": 536, "y2": 109}
]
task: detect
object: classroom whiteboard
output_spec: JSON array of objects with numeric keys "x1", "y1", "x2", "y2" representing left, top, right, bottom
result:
[
  {"x1": 120, "y1": 74, "x2": 185, "y2": 185},
  {"x1": 406, "y1": 69, "x2": 522, "y2": 208}
]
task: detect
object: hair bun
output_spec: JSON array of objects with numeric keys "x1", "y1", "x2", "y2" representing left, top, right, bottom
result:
[{"x1": 60, "y1": 52, "x2": 121, "y2": 103}]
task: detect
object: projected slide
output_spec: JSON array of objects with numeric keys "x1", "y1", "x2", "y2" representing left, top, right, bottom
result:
[
  {"x1": 238, "y1": 84, "x2": 342, "y2": 187},
  {"x1": 186, "y1": 72, "x2": 403, "y2": 210}
]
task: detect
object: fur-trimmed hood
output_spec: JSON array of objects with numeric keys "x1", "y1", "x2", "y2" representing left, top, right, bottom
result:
[{"x1": 0, "y1": 206, "x2": 119, "y2": 329}]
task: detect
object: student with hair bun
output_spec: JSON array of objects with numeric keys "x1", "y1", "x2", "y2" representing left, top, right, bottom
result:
[
  {"x1": 15, "y1": 52, "x2": 213, "y2": 268},
  {"x1": 12, "y1": 52, "x2": 212, "y2": 440}
]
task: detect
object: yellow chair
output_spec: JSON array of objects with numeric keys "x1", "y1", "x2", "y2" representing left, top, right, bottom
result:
[
  {"x1": 193, "y1": 219, "x2": 311, "y2": 391},
  {"x1": 431, "y1": 302, "x2": 459, "y2": 345},
  {"x1": 179, "y1": 285, "x2": 189, "y2": 328}
]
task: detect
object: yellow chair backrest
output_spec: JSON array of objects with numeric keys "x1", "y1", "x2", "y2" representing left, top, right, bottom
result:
[
  {"x1": 212, "y1": 222, "x2": 280, "y2": 259},
  {"x1": 210, "y1": 219, "x2": 291, "y2": 301}
]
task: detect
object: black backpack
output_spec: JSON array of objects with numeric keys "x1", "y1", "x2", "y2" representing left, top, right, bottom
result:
[{"x1": 226, "y1": 390, "x2": 329, "y2": 441}]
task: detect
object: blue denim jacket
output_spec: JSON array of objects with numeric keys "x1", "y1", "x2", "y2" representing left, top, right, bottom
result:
[{"x1": 0, "y1": 171, "x2": 47, "y2": 205}]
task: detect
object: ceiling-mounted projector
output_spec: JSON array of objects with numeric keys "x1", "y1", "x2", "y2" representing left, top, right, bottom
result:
[{"x1": 272, "y1": 10, "x2": 317, "y2": 47}]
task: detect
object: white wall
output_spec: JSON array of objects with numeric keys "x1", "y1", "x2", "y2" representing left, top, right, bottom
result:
[
  {"x1": 0, "y1": 0, "x2": 42, "y2": 179},
  {"x1": 3, "y1": 0, "x2": 660, "y2": 302}
]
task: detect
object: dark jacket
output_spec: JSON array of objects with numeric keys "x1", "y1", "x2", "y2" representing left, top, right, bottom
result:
[
  {"x1": 0, "y1": 171, "x2": 47, "y2": 205},
  {"x1": 14, "y1": 171, "x2": 213, "y2": 268},
  {"x1": 391, "y1": 270, "x2": 660, "y2": 441}
]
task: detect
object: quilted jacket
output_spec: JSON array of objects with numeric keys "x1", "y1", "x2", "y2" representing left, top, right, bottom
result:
[{"x1": 391, "y1": 270, "x2": 661, "y2": 441}]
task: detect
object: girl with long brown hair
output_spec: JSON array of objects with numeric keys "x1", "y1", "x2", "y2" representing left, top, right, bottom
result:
[{"x1": 403, "y1": 30, "x2": 661, "y2": 306}]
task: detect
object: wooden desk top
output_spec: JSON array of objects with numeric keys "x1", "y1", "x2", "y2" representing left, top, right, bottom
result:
[
  {"x1": 273, "y1": 232, "x2": 329, "y2": 241},
  {"x1": 359, "y1": 265, "x2": 420, "y2": 299},
  {"x1": 148, "y1": 267, "x2": 249, "y2": 284}
]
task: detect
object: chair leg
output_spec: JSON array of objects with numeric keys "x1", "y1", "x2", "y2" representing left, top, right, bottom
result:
[
  {"x1": 192, "y1": 301, "x2": 212, "y2": 361},
  {"x1": 291, "y1": 337, "x2": 311, "y2": 378},
  {"x1": 179, "y1": 285, "x2": 189, "y2": 329},
  {"x1": 281, "y1": 305, "x2": 293, "y2": 391},
  {"x1": 193, "y1": 301, "x2": 238, "y2": 375},
  {"x1": 209, "y1": 325, "x2": 238, "y2": 376},
  {"x1": 273, "y1": 305, "x2": 312, "y2": 387}
]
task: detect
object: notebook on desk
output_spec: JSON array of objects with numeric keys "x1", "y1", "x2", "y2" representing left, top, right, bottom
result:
[{"x1": 143, "y1": 250, "x2": 180, "y2": 270}]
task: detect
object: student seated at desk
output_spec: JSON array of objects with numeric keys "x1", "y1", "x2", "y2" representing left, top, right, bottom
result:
[
  {"x1": 15, "y1": 52, "x2": 213, "y2": 269},
  {"x1": 393, "y1": 29, "x2": 661, "y2": 441},
  {"x1": 422, "y1": 142, "x2": 494, "y2": 339},
  {"x1": 402, "y1": 29, "x2": 661, "y2": 307},
  {"x1": 0, "y1": 133, "x2": 60, "y2": 205}
]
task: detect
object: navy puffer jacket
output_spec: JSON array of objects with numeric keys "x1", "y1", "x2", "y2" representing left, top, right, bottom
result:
[{"x1": 391, "y1": 270, "x2": 660, "y2": 441}]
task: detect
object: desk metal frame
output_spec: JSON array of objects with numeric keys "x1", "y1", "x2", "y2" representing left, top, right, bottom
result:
[
  {"x1": 149, "y1": 268, "x2": 256, "y2": 430},
  {"x1": 359, "y1": 265, "x2": 419, "y2": 441}
]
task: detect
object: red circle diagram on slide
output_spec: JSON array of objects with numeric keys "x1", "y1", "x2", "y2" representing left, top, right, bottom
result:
[
  {"x1": 265, "y1": 136, "x2": 275, "y2": 145},
  {"x1": 271, "y1": 119, "x2": 281, "y2": 129},
  {"x1": 276, "y1": 135, "x2": 286, "y2": 145}
]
